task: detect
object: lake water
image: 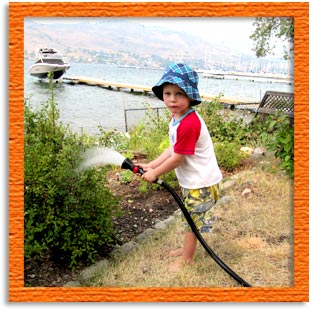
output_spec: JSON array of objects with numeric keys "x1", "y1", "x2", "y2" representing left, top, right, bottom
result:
[{"x1": 24, "y1": 60, "x2": 293, "y2": 135}]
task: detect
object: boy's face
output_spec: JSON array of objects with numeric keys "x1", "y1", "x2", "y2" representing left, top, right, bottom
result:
[{"x1": 162, "y1": 84, "x2": 191, "y2": 118}]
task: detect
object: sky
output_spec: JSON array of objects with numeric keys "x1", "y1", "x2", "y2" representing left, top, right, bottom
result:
[
  {"x1": 140, "y1": 17, "x2": 257, "y2": 54},
  {"x1": 31, "y1": 16, "x2": 258, "y2": 56}
]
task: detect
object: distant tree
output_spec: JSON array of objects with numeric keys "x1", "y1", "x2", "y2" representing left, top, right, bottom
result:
[{"x1": 250, "y1": 17, "x2": 294, "y2": 60}]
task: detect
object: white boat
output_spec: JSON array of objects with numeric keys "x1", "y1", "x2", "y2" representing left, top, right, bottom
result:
[{"x1": 29, "y1": 48, "x2": 70, "y2": 80}]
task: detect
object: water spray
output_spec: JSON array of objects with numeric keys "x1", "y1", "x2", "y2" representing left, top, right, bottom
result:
[{"x1": 80, "y1": 147, "x2": 251, "y2": 287}]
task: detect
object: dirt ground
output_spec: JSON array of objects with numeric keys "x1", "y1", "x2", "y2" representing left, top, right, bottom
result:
[{"x1": 24, "y1": 170, "x2": 179, "y2": 287}]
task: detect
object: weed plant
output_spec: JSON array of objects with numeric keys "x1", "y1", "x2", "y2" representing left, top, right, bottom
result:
[
  {"x1": 259, "y1": 113, "x2": 294, "y2": 178},
  {"x1": 127, "y1": 102, "x2": 177, "y2": 188},
  {"x1": 24, "y1": 80, "x2": 120, "y2": 270}
]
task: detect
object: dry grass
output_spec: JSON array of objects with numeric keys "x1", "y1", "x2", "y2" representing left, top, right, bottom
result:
[{"x1": 87, "y1": 159, "x2": 293, "y2": 288}]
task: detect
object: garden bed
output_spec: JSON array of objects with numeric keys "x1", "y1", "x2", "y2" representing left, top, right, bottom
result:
[{"x1": 24, "y1": 170, "x2": 179, "y2": 287}]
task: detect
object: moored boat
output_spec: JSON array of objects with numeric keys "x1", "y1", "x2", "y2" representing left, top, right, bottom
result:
[{"x1": 29, "y1": 48, "x2": 70, "y2": 80}]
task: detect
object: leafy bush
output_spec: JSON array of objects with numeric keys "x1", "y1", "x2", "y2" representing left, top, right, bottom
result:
[
  {"x1": 197, "y1": 96, "x2": 258, "y2": 145},
  {"x1": 214, "y1": 142, "x2": 244, "y2": 172},
  {"x1": 24, "y1": 84, "x2": 120, "y2": 269},
  {"x1": 260, "y1": 113, "x2": 294, "y2": 178},
  {"x1": 127, "y1": 103, "x2": 179, "y2": 187},
  {"x1": 96, "y1": 126, "x2": 129, "y2": 150},
  {"x1": 128, "y1": 103, "x2": 170, "y2": 159}
]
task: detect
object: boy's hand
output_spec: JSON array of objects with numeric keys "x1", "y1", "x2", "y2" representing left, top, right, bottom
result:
[
  {"x1": 135, "y1": 163, "x2": 151, "y2": 172},
  {"x1": 133, "y1": 163, "x2": 157, "y2": 182},
  {"x1": 141, "y1": 168, "x2": 158, "y2": 183}
]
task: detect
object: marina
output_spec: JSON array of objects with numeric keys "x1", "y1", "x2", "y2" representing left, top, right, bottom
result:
[
  {"x1": 202, "y1": 71, "x2": 293, "y2": 85},
  {"x1": 24, "y1": 61, "x2": 294, "y2": 135}
]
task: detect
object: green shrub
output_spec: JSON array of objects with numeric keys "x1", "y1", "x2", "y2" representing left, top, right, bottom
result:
[
  {"x1": 128, "y1": 103, "x2": 171, "y2": 159},
  {"x1": 24, "y1": 83, "x2": 120, "y2": 269},
  {"x1": 197, "y1": 97, "x2": 255, "y2": 145},
  {"x1": 214, "y1": 142, "x2": 244, "y2": 172},
  {"x1": 96, "y1": 126, "x2": 129, "y2": 151},
  {"x1": 260, "y1": 113, "x2": 294, "y2": 178},
  {"x1": 120, "y1": 170, "x2": 133, "y2": 184}
]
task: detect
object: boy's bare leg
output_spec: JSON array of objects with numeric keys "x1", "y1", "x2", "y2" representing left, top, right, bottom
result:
[
  {"x1": 169, "y1": 232, "x2": 197, "y2": 272},
  {"x1": 182, "y1": 231, "x2": 197, "y2": 263}
]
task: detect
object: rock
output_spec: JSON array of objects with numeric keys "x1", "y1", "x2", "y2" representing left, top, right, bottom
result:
[
  {"x1": 119, "y1": 241, "x2": 138, "y2": 253},
  {"x1": 63, "y1": 280, "x2": 81, "y2": 287},
  {"x1": 220, "y1": 179, "x2": 235, "y2": 191},
  {"x1": 241, "y1": 188, "x2": 252, "y2": 196},
  {"x1": 135, "y1": 228, "x2": 156, "y2": 242},
  {"x1": 154, "y1": 221, "x2": 166, "y2": 230},
  {"x1": 254, "y1": 147, "x2": 266, "y2": 156},
  {"x1": 78, "y1": 259, "x2": 109, "y2": 285},
  {"x1": 215, "y1": 195, "x2": 233, "y2": 206},
  {"x1": 240, "y1": 147, "x2": 254, "y2": 155},
  {"x1": 163, "y1": 215, "x2": 175, "y2": 225},
  {"x1": 249, "y1": 153, "x2": 263, "y2": 160}
]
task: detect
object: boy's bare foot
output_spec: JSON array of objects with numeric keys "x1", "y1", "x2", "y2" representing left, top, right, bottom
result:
[
  {"x1": 168, "y1": 258, "x2": 184, "y2": 272},
  {"x1": 168, "y1": 257, "x2": 193, "y2": 272},
  {"x1": 168, "y1": 248, "x2": 183, "y2": 257}
]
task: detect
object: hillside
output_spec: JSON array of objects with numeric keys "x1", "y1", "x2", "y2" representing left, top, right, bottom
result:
[{"x1": 24, "y1": 18, "x2": 239, "y2": 68}]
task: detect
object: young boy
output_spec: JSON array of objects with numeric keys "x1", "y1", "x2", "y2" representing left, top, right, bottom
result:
[{"x1": 139, "y1": 63, "x2": 222, "y2": 272}]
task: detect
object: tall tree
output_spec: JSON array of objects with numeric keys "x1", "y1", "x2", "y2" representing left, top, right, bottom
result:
[{"x1": 250, "y1": 17, "x2": 294, "y2": 60}]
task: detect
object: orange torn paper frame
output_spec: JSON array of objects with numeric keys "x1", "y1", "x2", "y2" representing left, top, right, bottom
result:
[{"x1": 9, "y1": 1, "x2": 309, "y2": 302}]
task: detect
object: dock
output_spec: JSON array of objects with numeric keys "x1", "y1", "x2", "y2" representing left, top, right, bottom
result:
[
  {"x1": 202, "y1": 72, "x2": 293, "y2": 85},
  {"x1": 63, "y1": 75, "x2": 258, "y2": 107}
]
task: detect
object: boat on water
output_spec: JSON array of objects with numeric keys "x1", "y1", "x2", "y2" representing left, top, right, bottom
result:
[{"x1": 29, "y1": 48, "x2": 70, "y2": 80}]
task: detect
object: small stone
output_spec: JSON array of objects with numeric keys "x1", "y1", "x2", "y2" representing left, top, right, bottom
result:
[
  {"x1": 135, "y1": 228, "x2": 155, "y2": 242},
  {"x1": 119, "y1": 241, "x2": 138, "y2": 253},
  {"x1": 154, "y1": 221, "x2": 166, "y2": 230},
  {"x1": 220, "y1": 179, "x2": 235, "y2": 191},
  {"x1": 63, "y1": 280, "x2": 81, "y2": 287},
  {"x1": 240, "y1": 147, "x2": 254, "y2": 155},
  {"x1": 254, "y1": 147, "x2": 266, "y2": 156},
  {"x1": 242, "y1": 188, "x2": 252, "y2": 196},
  {"x1": 78, "y1": 259, "x2": 109, "y2": 285},
  {"x1": 215, "y1": 195, "x2": 233, "y2": 206},
  {"x1": 163, "y1": 215, "x2": 175, "y2": 225}
]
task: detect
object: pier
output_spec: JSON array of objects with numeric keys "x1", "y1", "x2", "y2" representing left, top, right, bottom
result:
[
  {"x1": 63, "y1": 75, "x2": 257, "y2": 107},
  {"x1": 202, "y1": 71, "x2": 293, "y2": 85}
]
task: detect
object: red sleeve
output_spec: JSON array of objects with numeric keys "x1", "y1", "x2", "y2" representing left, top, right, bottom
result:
[{"x1": 174, "y1": 113, "x2": 201, "y2": 155}]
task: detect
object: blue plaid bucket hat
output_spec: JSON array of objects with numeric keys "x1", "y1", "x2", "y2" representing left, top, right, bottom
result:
[{"x1": 152, "y1": 63, "x2": 202, "y2": 106}]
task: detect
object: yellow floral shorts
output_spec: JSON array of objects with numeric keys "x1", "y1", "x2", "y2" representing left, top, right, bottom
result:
[{"x1": 181, "y1": 184, "x2": 220, "y2": 233}]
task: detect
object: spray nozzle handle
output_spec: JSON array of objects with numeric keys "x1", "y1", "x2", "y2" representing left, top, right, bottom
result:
[
  {"x1": 121, "y1": 158, "x2": 158, "y2": 183},
  {"x1": 133, "y1": 166, "x2": 160, "y2": 184},
  {"x1": 133, "y1": 166, "x2": 146, "y2": 176}
]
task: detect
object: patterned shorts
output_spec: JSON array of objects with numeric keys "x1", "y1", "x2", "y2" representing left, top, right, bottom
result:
[{"x1": 181, "y1": 184, "x2": 220, "y2": 233}]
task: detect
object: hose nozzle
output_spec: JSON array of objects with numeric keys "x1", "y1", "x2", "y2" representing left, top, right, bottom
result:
[
  {"x1": 121, "y1": 158, "x2": 161, "y2": 184},
  {"x1": 121, "y1": 158, "x2": 145, "y2": 175}
]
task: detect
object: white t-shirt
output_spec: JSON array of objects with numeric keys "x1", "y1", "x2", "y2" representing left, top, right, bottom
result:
[{"x1": 169, "y1": 109, "x2": 222, "y2": 189}]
